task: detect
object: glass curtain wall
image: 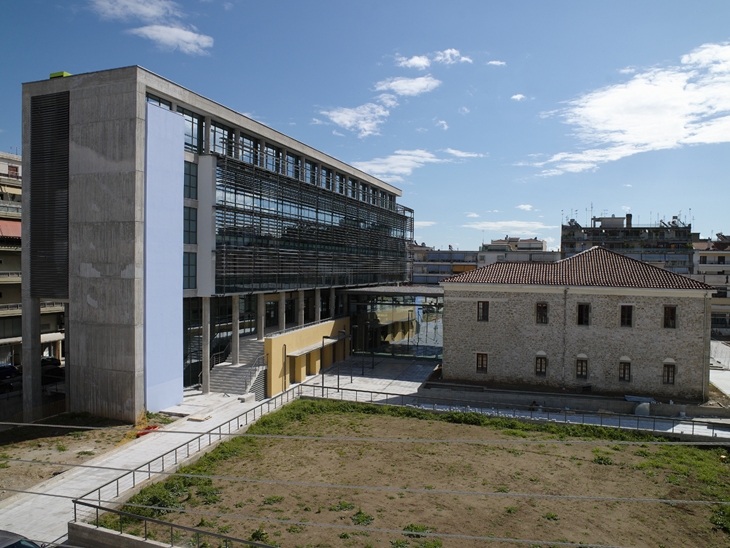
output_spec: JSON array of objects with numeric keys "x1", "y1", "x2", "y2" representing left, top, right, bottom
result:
[{"x1": 349, "y1": 295, "x2": 443, "y2": 359}]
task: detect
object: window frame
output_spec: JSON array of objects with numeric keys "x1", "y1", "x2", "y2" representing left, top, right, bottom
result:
[
  {"x1": 663, "y1": 305, "x2": 677, "y2": 329},
  {"x1": 176, "y1": 106, "x2": 203, "y2": 153},
  {"x1": 577, "y1": 303, "x2": 591, "y2": 326},
  {"x1": 184, "y1": 161, "x2": 198, "y2": 200},
  {"x1": 663, "y1": 363, "x2": 676, "y2": 384},
  {"x1": 620, "y1": 305, "x2": 633, "y2": 327},
  {"x1": 619, "y1": 361, "x2": 631, "y2": 382},
  {"x1": 535, "y1": 356, "x2": 547, "y2": 376},
  {"x1": 576, "y1": 359, "x2": 588, "y2": 380},
  {"x1": 183, "y1": 252, "x2": 197, "y2": 290},
  {"x1": 477, "y1": 301, "x2": 489, "y2": 322},
  {"x1": 536, "y1": 302, "x2": 548, "y2": 324},
  {"x1": 476, "y1": 353, "x2": 488, "y2": 374},
  {"x1": 183, "y1": 207, "x2": 197, "y2": 245}
]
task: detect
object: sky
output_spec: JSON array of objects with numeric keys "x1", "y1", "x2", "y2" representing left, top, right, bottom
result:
[{"x1": 2, "y1": 1, "x2": 730, "y2": 251}]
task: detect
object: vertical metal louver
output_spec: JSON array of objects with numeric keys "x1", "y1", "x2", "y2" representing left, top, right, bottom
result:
[{"x1": 30, "y1": 91, "x2": 69, "y2": 299}]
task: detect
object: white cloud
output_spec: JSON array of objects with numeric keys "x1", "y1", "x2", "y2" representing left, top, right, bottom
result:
[
  {"x1": 375, "y1": 75, "x2": 442, "y2": 96},
  {"x1": 415, "y1": 127, "x2": 428, "y2": 132},
  {"x1": 433, "y1": 48, "x2": 472, "y2": 65},
  {"x1": 516, "y1": 204, "x2": 533, "y2": 211},
  {"x1": 377, "y1": 93, "x2": 399, "y2": 108},
  {"x1": 535, "y1": 41, "x2": 730, "y2": 176},
  {"x1": 619, "y1": 67, "x2": 635, "y2": 74},
  {"x1": 487, "y1": 60, "x2": 506, "y2": 66},
  {"x1": 320, "y1": 103, "x2": 390, "y2": 138},
  {"x1": 511, "y1": 94, "x2": 526, "y2": 101},
  {"x1": 90, "y1": 0, "x2": 180, "y2": 21},
  {"x1": 466, "y1": 212, "x2": 480, "y2": 218},
  {"x1": 396, "y1": 55, "x2": 431, "y2": 70},
  {"x1": 332, "y1": 130, "x2": 344, "y2": 137},
  {"x1": 352, "y1": 149, "x2": 447, "y2": 183},
  {"x1": 128, "y1": 25, "x2": 213, "y2": 55},
  {"x1": 621, "y1": 205, "x2": 631, "y2": 212},
  {"x1": 435, "y1": 120, "x2": 448, "y2": 130},
  {"x1": 444, "y1": 148, "x2": 484, "y2": 158},
  {"x1": 463, "y1": 221, "x2": 558, "y2": 236},
  {"x1": 458, "y1": 106, "x2": 470, "y2": 115},
  {"x1": 223, "y1": 2, "x2": 233, "y2": 10},
  {"x1": 311, "y1": 118, "x2": 324, "y2": 125},
  {"x1": 485, "y1": 209, "x2": 499, "y2": 213},
  {"x1": 623, "y1": 183, "x2": 632, "y2": 187},
  {"x1": 415, "y1": 221, "x2": 437, "y2": 228},
  {"x1": 90, "y1": 0, "x2": 213, "y2": 55}
]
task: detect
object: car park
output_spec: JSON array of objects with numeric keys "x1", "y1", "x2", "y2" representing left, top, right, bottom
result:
[{"x1": 0, "y1": 363, "x2": 18, "y2": 380}]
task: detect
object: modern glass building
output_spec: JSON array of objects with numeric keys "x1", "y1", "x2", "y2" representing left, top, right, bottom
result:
[{"x1": 21, "y1": 66, "x2": 413, "y2": 422}]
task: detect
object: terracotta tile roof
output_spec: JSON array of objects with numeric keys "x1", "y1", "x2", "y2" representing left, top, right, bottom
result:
[{"x1": 441, "y1": 246, "x2": 713, "y2": 290}]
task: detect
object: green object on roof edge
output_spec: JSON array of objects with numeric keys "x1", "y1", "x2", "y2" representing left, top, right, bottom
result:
[{"x1": 50, "y1": 71, "x2": 72, "y2": 79}]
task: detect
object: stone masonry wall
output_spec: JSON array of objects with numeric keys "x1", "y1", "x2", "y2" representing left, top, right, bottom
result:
[{"x1": 442, "y1": 286, "x2": 709, "y2": 401}]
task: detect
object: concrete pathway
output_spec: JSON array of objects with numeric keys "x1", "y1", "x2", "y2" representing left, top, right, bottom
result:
[
  {"x1": 711, "y1": 369, "x2": 730, "y2": 398},
  {"x1": 0, "y1": 391, "x2": 261, "y2": 544}
]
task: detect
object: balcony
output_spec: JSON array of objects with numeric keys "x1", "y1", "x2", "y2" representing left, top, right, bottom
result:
[
  {"x1": 0, "y1": 271, "x2": 21, "y2": 284},
  {"x1": 0, "y1": 301, "x2": 65, "y2": 317}
]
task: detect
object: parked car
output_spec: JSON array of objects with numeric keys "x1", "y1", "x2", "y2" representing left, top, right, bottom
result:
[
  {"x1": 40, "y1": 356, "x2": 61, "y2": 367},
  {"x1": 0, "y1": 363, "x2": 18, "y2": 380},
  {"x1": 0, "y1": 529, "x2": 43, "y2": 547}
]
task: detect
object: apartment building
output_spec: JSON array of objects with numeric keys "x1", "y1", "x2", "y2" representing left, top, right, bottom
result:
[
  {"x1": 690, "y1": 234, "x2": 730, "y2": 336},
  {"x1": 478, "y1": 236, "x2": 559, "y2": 267},
  {"x1": 0, "y1": 152, "x2": 64, "y2": 369},
  {"x1": 561, "y1": 214, "x2": 695, "y2": 274}
]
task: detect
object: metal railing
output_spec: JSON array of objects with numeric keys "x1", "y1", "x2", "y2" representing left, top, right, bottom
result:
[
  {"x1": 265, "y1": 314, "x2": 348, "y2": 338},
  {"x1": 299, "y1": 384, "x2": 730, "y2": 439},
  {"x1": 74, "y1": 384, "x2": 302, "y2": 518},
  {"x1": 74, "y1": 500, "x2": 274, "y2": 548},
  {"x1": 70, "y1": 369, "x2": 730, "y2": 544}
]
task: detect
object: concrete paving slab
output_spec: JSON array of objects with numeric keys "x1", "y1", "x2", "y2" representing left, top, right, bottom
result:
[
  {"x1": 0, "y1": 392, "x2": 261, "y2": 544},
  {"x1": 711, "y1": 369, "x2": 730, "y2": 398}
]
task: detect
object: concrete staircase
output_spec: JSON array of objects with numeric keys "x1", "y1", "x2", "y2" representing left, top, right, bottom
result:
[{"x1": 209, "y1": 338, "x2": 265, "y2": 395}]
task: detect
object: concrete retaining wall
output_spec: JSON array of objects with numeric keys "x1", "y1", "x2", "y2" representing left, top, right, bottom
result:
[
  {"x1": 68, "y1": 522, "x2": 171, "y2": 548},
  {"x1": 418, "y1": 383, "x2": 730, "y2": 419}
]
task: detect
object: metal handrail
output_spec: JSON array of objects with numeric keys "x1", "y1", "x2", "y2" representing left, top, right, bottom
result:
[
  {"x1": 74, "y1": 383, "x2": 302, "y2": 507},
  {"x1": 299, "y1": 383, "x2": 730, "y2": 440},
  {"x1": 265, "y1": 314, "x2": 348, "y2": 338},
  {"x1": 74, "y1": 500, "x2": 275, "y2": 547},
  {"x1": 74, "y1": 369, "x2": 730, "y2": 531}
]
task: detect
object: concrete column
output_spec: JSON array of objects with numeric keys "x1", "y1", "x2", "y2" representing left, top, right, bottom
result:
[
  {"x1": 315, "y1": 288, "x2": 321, "y2": 322},
  {"x1": 22, "y1": 298, "x2": 42, "y2": 422},
  {"x1": 63, "y1": 303, "x2": 70, "y2": 412},
  {"x1": 203, "y1": 116, "x2": 212, "y2": 154},
  {"x1": 257, "y1": 293, "x2": 266, "y2": 341},
  {"x1": 202, "y1": 296, "x2": 210, "y2": 393},
  {"x1": 297, "y1": 290, "x2": 305, "y2": 326},
  {"x1": 278, "y1": 291, "x2": 286, "y2": 331},
  {"x1": 329, "y1": 287, "x2": 336, "y2": 318},
  {"x1": 231, "y1": 295, "x2": 240, "y2": 366},
  {"x1": 55, "y1": 340, "x2": 62, "y2": 360}
]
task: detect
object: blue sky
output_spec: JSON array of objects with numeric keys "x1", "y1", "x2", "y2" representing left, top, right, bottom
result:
[{"x1": 2, "y1": 1, "x2": 730, "y2": 250}]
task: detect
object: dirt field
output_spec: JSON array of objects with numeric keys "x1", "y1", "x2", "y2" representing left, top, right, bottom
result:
[
  {"x1": 109, "y1": 400, "x2": 730, "y2": 548},
  {"x1": 0, "y1": 413, "x2": 174, "y2": 502}
]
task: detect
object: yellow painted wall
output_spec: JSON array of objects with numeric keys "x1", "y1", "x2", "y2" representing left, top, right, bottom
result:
[
  {"x1": 265, "y1": 318, "x2": 350, "y2": 397},
  {"x1": 364, "y1": 306, "x2": 416, "y2": 343}
]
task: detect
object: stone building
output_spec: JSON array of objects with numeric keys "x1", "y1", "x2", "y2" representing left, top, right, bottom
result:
[{"x1": 440, "y1": 247, "x2": 713, "y2": 401}]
